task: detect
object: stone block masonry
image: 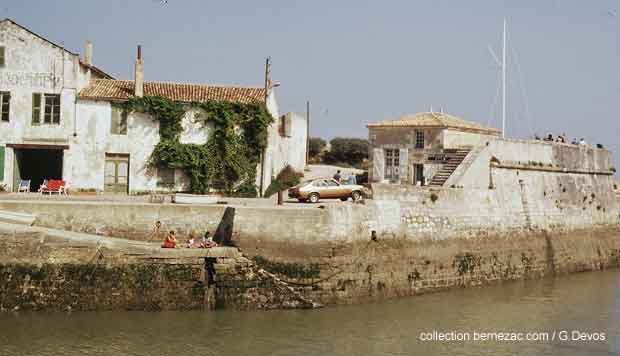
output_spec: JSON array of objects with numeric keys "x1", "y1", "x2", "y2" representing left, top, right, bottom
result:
[{"x1": 0, "y1": 222, "x2": 320, "y2": 311}]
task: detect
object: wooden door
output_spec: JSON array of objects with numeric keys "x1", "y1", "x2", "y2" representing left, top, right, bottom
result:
[{"x1": 104, "y1": 153, "x2": 129, "y2": 193}]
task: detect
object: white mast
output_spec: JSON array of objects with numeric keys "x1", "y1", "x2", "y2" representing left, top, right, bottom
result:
[{"x1": 502, "y1": 18, "x2": 507, "y2": 139}]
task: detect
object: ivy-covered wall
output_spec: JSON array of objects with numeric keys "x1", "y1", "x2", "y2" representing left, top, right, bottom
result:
[{"x1": 123, "y1": 96, "x2": 273, "y2": 196}]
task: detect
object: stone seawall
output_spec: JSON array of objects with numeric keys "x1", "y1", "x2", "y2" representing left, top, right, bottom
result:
[{"x1": 0, "y1": 223, "x2": 318, "y2": 311}]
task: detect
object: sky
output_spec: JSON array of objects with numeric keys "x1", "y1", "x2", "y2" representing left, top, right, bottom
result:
[{"x1": 4, "y1": 0, "x2": 620, "y2": 166}]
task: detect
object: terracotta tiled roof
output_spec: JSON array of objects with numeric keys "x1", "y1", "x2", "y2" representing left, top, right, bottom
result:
[
  {"x1": 367, "y1": 112, "x2": 501, "y2": 135},
  {"x1": 79, "y1": 79, "x2": 266, "y2": 104}
]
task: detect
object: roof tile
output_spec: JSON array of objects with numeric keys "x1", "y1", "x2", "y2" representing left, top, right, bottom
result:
[
  {"x1": 79, "y1": 79, "x2": 266, "y2": 104},
  {"x1": 367, "y1": 112, "x2": 501, "y2": 135}
]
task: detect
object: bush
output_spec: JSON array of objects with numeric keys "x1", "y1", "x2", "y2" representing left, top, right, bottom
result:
[
  {"x1": 263, "y1": 165, "x2": 304, "y2": 198},
  {"x1": 308, "y1": 137, "x2": 327, "y2": 159},
  {"x1": 430, "y1": 193, "x2": 439, "y2": 203},
  {"x1": 324, "y1": 137, "x2": 369, "y2": 167}
]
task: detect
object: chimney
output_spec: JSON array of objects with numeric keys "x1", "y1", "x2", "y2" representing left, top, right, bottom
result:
[
  {"x1": 134, "y1": 45, "x2": 144, "y2": 98},
  {"x1": 84, "y1": 40, "x2": 93, "y2": 66}
]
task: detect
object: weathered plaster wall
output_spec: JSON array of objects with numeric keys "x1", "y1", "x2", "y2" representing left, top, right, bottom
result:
[
  {"x1": 442, "y1": 129, "x2": 498, "y2": 149},
  {"x1": 0, "y1": 21, "x2": 90, "y2": 189},
  {"x1": 270, "y1": 112, "x2": 307, "y2": 174}
]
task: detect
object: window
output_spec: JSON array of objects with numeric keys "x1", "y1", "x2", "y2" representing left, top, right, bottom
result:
[
  {"x1": 0, "y1": 91, "x2": 9, "y2": 122},
  {"x1": 0, "y1": 47, "x2": 5, "y2": 67},
  {"x1": 384, "y1": 148, "x2": 400, "y2": 181},
  {"x1": 110, "y1": 106, "x2": 128, "y2": 135},
  {"x1": 157, "y1": 167, "x2": 175, "y2": 187},
  {"x1": 32, "y1": 93, "x2": 60, "y2": 125},
  {"x1": 415, "y1": 130, "x2": 425, "y2": 149},
  {"x1": 44, "y1": 94, "x2": 61, "y2": 124}
]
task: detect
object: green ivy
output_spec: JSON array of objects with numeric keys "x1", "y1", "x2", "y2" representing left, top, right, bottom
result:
[{"x1": 124, "y1": 96, "x2": 273, "y2": 195}]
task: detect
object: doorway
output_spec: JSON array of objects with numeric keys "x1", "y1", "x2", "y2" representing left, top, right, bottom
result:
[
  {"x1": 413, "y1": 164, "x2": 425, "y2": 186},
  {"x1": 104, "y1": 153, "x2": 129, "y2": 193},
  {"x1": 12, "y1": 148, "x2": 64, "y2": 192}
]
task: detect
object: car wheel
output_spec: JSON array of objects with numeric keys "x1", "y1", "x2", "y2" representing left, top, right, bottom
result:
[
  {"x1": 308, "y1": 193, "x2": 319, "y2": 203},
  {"x1": 340, "y1": 197, "x2": 348, "y2": 201},
  {"x1": 352, "y1": 190, "x2": 363, "y2": 201}
]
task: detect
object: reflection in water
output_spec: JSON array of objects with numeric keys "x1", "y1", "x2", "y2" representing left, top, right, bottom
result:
[{"x1": 1, "y1": 270, "x2": 619, "y2": 356}]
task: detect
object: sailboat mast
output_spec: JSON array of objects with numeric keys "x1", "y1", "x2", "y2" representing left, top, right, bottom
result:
[{"x1": 502, "y1": 18, "x2": 507, "y2": 139}]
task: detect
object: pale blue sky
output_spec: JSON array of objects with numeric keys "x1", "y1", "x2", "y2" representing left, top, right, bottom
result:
[{"x1": 4, "y1": 0, "x2": 620, "y2": 165}]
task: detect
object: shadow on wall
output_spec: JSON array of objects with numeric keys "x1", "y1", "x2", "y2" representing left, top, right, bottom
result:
[{"x1": 214, "y1": 207, "x2": 235, "y2": 246}]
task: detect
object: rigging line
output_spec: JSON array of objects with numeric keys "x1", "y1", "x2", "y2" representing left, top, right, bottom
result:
[
  {"x1": 510, "y1": 36, "x2": 535, "y2": 138},
  {"x1": 488, "y1": 71, "x2": 502, "y2": 128}
]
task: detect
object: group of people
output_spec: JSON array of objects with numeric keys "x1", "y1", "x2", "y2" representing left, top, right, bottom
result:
[
  {"x1": 535, "y1": 133, "x2": 589, "y2": 146},
  {"x1": 333, "y1": 170, "x2": 357, "y2": 185},
  {"x1": 161, "y1": 230, "x2": 218, "y2": 249}
]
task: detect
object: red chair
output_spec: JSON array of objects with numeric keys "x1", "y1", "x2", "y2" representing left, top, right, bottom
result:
[{"x1": 41, "y1": 180, "x2": 66, "y2": 195}]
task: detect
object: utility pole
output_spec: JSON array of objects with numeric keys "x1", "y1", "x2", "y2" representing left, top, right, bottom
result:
[
  {"x1": 306, "y1": 100, "x2": 310, "y2": 167},
  {"x1": 502, "y1": 18, "x2": 507, "y2": 139},
  {"x1": 259, "y1": 57, "x2": 272, "y2": 197}
]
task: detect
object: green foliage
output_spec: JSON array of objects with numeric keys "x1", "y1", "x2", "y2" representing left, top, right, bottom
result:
[
  {"x1": 125, "y1": 96, "x2": 272, "y2": 195},
  {"x1": 263, "y1": 164, "x2": 303, "y2": 197},
  {"x1": 308, "y1": 137, "x2": 327, "y2": 158},
  {"x1": 323, "y1": 137, "x2": 369, "y2": 167}
]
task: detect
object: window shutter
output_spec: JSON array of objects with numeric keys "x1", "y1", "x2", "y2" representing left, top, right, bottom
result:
[
  {"x1": 284, "y1": 115, "x2": 293, "y2": 137},
  {"x1": 32, "y1": 93, "x2": 41, "y2": 124},
  {"x1": 0, "y1": 47, "x2": 5, "y2": 67},
  {"x1": 110, "y1": 106, "x2": 120, "y2": 134},
  {"x1": 0, "y1": 146, "x2": 4, "y2": 181},
  {"x1": 372, "y1": 148, "x2": 384, "y2": 182},
  {"x1": 399, "y1": 148, "x2": 408, "y2": 184}
]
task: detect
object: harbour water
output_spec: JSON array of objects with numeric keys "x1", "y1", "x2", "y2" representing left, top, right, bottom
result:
[{"x1": 1, "y1": 270, "x2": 619, "y2": 356}]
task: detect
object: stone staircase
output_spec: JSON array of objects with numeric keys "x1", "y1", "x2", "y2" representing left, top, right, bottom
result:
[{"x1": 428, "y1": 148, "x2": 471, "y2": 187}]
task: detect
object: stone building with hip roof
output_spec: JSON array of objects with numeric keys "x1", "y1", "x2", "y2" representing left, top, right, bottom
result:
[{"x1": 367, "y1": 111, "x2": 501, "y2": 186}]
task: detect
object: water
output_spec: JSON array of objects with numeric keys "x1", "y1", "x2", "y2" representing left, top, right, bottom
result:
[{"x1": 1, "y1": 270, "x2": 619, "y2": 356}]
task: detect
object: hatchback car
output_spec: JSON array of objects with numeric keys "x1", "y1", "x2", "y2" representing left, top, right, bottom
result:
[{"x1": 288, "y1": 178, "x2": 364, "y2": 203}]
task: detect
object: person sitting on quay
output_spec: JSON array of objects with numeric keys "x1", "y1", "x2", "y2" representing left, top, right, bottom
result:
[
  {"x1": 161, "y1": 230, "x2": 178, "y2": 248},
  {"x1": 186, "y1": 234, "x2": 195, "y2": 249},
  {"x1": 201, "y1": 231, "x2": 218, "y2": 248}
]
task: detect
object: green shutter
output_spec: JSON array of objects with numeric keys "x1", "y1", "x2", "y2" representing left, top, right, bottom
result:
[
  {"x1": 0, "y1": 146, "x2": 5, "y2": 181},
  {"x1": 0, "y1": 47, "x2": 5, "y2": 67},
  {"x1": 32, "y1": 93, "x2": 41, "y2": 124}
]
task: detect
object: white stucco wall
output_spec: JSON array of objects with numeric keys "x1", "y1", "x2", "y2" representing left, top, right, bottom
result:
[
  {"x1": 73, "y1": 100, "x2": 211, "y2": 193},
  {"x1": 0, "y1": 20, "x2": 94, "y2": 190}
]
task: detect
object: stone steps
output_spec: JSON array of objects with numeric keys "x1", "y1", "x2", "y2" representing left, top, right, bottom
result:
[
  {"x1": 428, "y1": 148, "x2": 472, "y2": 187},
  {"x1": 0, "y1": 210, "x2": 36, "y2": 226}
]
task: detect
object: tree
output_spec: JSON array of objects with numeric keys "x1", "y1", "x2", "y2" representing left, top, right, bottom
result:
[
  {"x1": 324, "y1": 137, "x2": 369, "y2": 167},
  {"x1": 308, "y1": 137, "x2": 327, "y2": 158}
]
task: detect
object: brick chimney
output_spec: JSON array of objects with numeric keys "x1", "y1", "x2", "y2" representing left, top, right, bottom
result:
[
  {"x1": 84, "y1": 40, "x2": 93, "y2": 66},
  {"x1": 134, "y1": 45, "x2": 144, "y2": 98}
]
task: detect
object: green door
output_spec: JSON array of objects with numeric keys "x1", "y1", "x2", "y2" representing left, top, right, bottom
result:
[{"x1": 104, "y1": 153, "x2": 130, "y2": 193}]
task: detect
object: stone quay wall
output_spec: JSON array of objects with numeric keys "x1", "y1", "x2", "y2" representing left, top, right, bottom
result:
[{"x1": 0, "y1": 223, "x2": 318, "y2": 311}]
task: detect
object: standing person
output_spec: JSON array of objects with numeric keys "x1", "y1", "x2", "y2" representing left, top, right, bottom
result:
[
  {"x1": 161, "y1": 230, "x2": 178, "y2": 248},
  {"x1": 333, "y1": 170, "x2": 342, "y2": 183},
  {"x1": 347, "y1": 173, "x2": 357, "y2": 185},
  {"x1": 579, "y1": 138, "x2": 587, "y2": 146}
]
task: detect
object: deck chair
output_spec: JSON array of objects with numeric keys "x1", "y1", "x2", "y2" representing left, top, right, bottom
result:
[
  {"x1": 17, "y1": 180, "x2": 31, "y2": 193},
  {"x1": 38, "y1": 179, "x2": 48, "y2": 194}
]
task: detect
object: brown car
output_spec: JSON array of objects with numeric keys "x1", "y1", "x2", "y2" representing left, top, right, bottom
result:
[{"x1": 288, "y1": 178, "x2": 364, "y2": 203}]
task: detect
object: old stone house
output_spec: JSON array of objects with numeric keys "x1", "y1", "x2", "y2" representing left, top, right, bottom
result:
[
  {"x1": 0, "y1": 19, "x2": 306, "y2": 194},
  {"x1": 367, "y1": 112, "x2": 501, "y2": 186}
]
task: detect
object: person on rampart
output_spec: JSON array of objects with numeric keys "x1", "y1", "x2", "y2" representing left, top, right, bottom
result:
[
  {"x1": 161, "y1": 230, "x2": 178, "y2": 248},
  {"x1": 186, "y1": 234, "x2": 195, "y2": 248}
]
